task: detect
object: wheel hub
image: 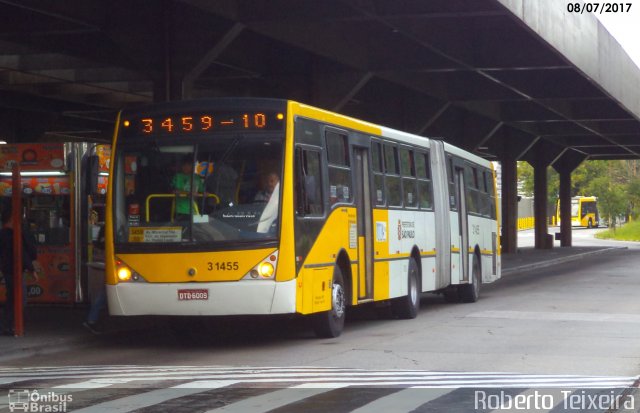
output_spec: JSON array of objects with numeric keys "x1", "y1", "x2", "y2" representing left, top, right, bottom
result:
[{"x1": 332, "y1": 283, "x2": 345, "y2": 318}]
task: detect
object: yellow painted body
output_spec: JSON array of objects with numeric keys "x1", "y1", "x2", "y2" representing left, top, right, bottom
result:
[{"x1": 105, "y1": 99, "x2": 500, "y2": 317}]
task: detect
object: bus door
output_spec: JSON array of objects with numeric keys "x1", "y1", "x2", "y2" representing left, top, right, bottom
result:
[
  {"x1": 353, "y1": 146, "x2": 374, "y2": 301},
  {"x1": 455, "y1": 167, "x2": 469, "y2": 282}
]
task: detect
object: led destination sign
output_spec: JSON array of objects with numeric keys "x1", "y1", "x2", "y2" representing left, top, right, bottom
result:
[{"x1": 122, "y1": 111, "x2": 285, "y2": 136}]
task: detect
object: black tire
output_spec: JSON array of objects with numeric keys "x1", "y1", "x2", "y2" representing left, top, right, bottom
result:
[
  {"x1": 458, "y1": 254, "x2": 480, "y2": 303},
  {"x1": 313, "y1": 266, "x2": 346, "y2": 338},
  {"x1": 442, "y1": 289, "x2": 460, "y2": 303},
  {"x1": 392, "y1": 257, "x2": 420, "y2": 319},
  {"x1": 587, "y1": 219, "x2": 593, "y2": 228}
]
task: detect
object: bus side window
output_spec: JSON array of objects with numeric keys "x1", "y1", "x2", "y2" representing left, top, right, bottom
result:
[
  {"x1": 384, "y1": 144, "x2": 402, "y2": 207},
  {"x1": 415, "y1": 152, "x2": 433, "y2": 210},
  {"x1": 325, "y1": 130, "x2": 352, "y2": 205},
  {"x1": 296, "y1": 148, "x2": 323, "y2": 216},
  {"x1": 400, "y1": 148, "x2": 417, "y2": 208},
  {"x1": 371, "y1": 141, "x2": 385, "y2": 206},
  {"x1": 448, "y1": 157, "x2": 457, "y2": 211}
]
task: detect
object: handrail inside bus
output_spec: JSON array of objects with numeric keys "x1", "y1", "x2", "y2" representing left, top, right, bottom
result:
[{"x1": 145, "y1": 193, "x2": 221, "y2": 223}]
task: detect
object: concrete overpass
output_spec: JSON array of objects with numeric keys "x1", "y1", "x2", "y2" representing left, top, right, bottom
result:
[{"x1": 0, "y1": 0, "x2": 639, "y2": 252}]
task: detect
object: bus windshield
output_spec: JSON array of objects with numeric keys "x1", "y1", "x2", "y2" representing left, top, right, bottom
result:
[{"x1": 112, "y1": 136, "x2": 283, "y2": 247}]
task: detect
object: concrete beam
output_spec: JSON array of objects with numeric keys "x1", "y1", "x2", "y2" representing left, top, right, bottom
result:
[
  {"x1": 182, "y1": 22, "x2": 245, "y2": 99},
  {"x1": 497, "y1": 0, "x2": 640, "y2": 121}
]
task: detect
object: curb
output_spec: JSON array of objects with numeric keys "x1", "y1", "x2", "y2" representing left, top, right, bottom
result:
[{"x1": 502, "y1": 247, "x2": 626, "y2": 276}]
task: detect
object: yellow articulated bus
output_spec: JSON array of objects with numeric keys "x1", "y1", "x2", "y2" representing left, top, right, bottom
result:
[
  {"x1": 557, "y1": 196, "x2": 599, "y2": 228},
  {"x1": 105, "y1": 98, "x2": 501, "y2": 337}
]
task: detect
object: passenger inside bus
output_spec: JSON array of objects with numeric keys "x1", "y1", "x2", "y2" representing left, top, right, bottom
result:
[
  {"x1": 254, "y1": 171, "x2": 279, "y2": 203},
  {"x1": 171, "y1": 156, "x2": 203, "y2": 221}
]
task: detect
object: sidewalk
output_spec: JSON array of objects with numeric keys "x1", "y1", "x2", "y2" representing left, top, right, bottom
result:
[
  {"x1": 0, "y1": 246, "x2": 625, "y2": 363},
  {"x1": 501, "y1": 245, "x2": 626, "y2": 276}
]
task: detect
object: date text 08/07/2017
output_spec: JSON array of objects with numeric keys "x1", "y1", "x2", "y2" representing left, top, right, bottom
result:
[{"x1": 567, "y1": 2, "x2": 631, "y2": 13}]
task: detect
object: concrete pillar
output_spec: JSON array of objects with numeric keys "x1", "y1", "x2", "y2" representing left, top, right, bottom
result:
[
  {"x1": 533, "y1": 160, "x2": 550, "y2": 249},
  {"x1": 558, "y1": 168, "x2": 572, "y2": 247},
  {"x1": 552, "y1": 150, "x2": 588, "y2": 248},
  {"x1": 500, "y1": 157, "x2": 518, "y2": 253}
]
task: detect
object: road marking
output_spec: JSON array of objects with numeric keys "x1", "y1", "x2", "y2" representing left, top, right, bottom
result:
[
  {"x1": 468, "y1": 310, "x2": 640, "y2": 324},
  {"x1": 53, "y1": 378, "x2": 132, "y2": 390},
  {"x1": 69, "y1": 380, "x2": 237, "y2": 413},
  {"x1": 350, "y1": 388, "x2": 454, "y2": 413},
  {"x1": 203, "y1": 383, "x2": 347, "y2": 413},
  {"x1": 0, "y1": 366, "x2": 636, "y2": 388}
]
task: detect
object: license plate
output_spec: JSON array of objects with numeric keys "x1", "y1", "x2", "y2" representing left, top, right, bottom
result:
[{"x1": 177, "y1": 289, "x2": 209, "y2": 301}]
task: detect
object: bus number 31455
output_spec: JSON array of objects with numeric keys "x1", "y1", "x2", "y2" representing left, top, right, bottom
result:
[{"x1": 208, "y1": 262, "x2": 239, "y2": 271}]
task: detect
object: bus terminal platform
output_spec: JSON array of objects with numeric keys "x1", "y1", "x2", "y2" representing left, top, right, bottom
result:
[{"x1": 0, "y1": 246, "x2": 626, "y2": 363}]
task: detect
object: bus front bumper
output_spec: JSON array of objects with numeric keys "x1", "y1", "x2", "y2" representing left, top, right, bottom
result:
[{"x1": 106, "y1": 279, "x2": 297, "y2": 316}]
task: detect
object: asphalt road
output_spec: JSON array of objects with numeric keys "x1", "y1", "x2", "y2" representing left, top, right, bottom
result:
[
  {"x1": 12, "y1": 246, "x2": 640, "y2": 376},
  {"x1": 3, "y1": 229, "x2": 640, "y2": 412}
]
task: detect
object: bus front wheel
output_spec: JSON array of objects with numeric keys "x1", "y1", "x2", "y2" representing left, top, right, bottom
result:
[{"x1": 313, "y1": 266, "x2": 346, "y2": 338}]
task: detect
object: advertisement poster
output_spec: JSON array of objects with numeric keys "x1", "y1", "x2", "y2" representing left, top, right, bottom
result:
[
  {"x1": 0, "y1": 246, "x2": 75, "y2": 304},
  {"x1": 0, "y1": 143, "x2": 65, "y2": 172},
  {"x1": 96, "y1": 144, "x2": 111, "y2": 173},
  {"x1": 0, "y1": 176, "x2": 71, "y2": 196}
]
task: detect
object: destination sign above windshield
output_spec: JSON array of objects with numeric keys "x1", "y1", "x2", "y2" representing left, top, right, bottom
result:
[{"x1": 121, "y1": 111, "x2": 284, "y2": 137}]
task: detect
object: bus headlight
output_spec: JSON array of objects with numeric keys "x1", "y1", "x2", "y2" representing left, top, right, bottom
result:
[
  {"x1": 117, "y1": 266, "x2": 132, "y2": 281},
  {"x1": 242, "y1": 251, "x2": 279, "y2": 280},
  {"x1": 114, "y1": 259, "x2": 144, "y2": 282},
  {"x1": 258, "y1": 262, "x2": 274, "y2": 278}
]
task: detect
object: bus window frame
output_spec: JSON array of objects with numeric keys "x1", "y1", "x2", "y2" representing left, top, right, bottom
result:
[
  {"x1": 399, "y1": 145, "x2": 418, "y2": 210},
  {"x1": 294, "y1": 144, "x2": 326, "y2": 218},
  {"x1": 371, "y1": 139, "x2": 386, "y2": 207},
  {"x1": 324, "y1": 127, "x2": 354, "y2": 208},
  {"x1": 383, "y1": 142, "x2": 403, "y2": 208}
]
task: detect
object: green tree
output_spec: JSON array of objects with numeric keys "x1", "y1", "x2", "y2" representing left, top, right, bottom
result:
[
  {"x1": 588, "y1": 176, "x2": 627, "y2": 229},
  {"x1": 516, "y1": 162, "x2": 558, "y2": 201},
  {"x1": 626, "y1": 178, "x2": 640, "y2": 219}
]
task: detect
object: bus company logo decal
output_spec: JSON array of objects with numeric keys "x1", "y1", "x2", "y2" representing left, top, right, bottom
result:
[
  {"x1": 397, "y1": 220, "x2": 415, "y2": 241},
  {"x1": 7, "y1": 389, "x2": 72, "y2": 412}
]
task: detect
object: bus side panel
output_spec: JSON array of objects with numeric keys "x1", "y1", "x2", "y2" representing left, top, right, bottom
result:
[
  {"x1": 295, "y1": 207, "x2": 357, "y2": 315},
  {"x1": 372, "y1": 208, "x2": 390, "y2": 301},
  {"x1": 387, "y1": 209, "x2": 415, "y2": 299},
  {"x1": 467, "y1": 214, "x2": 498, "y2": 283},
  {"x1": 420, "y1": 211, "x2": 437, "y2": 292},
  {"x1": 429, "y1": 141, "x2": 451, "y2": 290},
  {"x1": 449, "y1": 211, "x2": 461, "y2": 285},
  {"x1": 296, "y1": 266, "x2": 333, "y2": 315}
]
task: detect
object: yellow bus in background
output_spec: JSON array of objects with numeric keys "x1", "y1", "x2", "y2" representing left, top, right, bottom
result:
[
  {"x1": 557, "y1": 196, "x2": 599, "y2": 228},
  {"x1": 105, "y1": 98, "x2": 501, "y2": 338}
]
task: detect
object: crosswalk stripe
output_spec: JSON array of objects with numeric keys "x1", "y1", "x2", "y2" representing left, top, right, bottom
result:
[
  {"x1": 203, "y1": 383, "x2": 348, "y2": 413},
  {"x1": 53, "y1": 378, "x2": 133, "y2": 390},
  {"x1": 349, "y1": 388, "x2": 455, "y2": 413},
  {"x1": 0, "y1": 366, "x2": 636, "y2": 389},
  {"x1": 69, "y1": 380, "x2": 237, "y2": 413}
]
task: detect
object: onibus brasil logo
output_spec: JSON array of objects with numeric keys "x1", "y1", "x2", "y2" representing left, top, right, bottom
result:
[{"x1": 8, "y1": 389, "x2": 72, "y2": 412}]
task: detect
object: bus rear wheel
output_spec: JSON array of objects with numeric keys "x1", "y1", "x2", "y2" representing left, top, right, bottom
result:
[
  {"x1": 458, "y1": 254, "x2": 480, "y2": 303},
  {"x1": 313, "y1": 266, "x2": 346, "y2": 338},
  {"x1": 392, "y1": 257, "x2": 420, "y2": 319},
  {"x1": 587, "y1": 219, "x2": 593, "y2": 228}
]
